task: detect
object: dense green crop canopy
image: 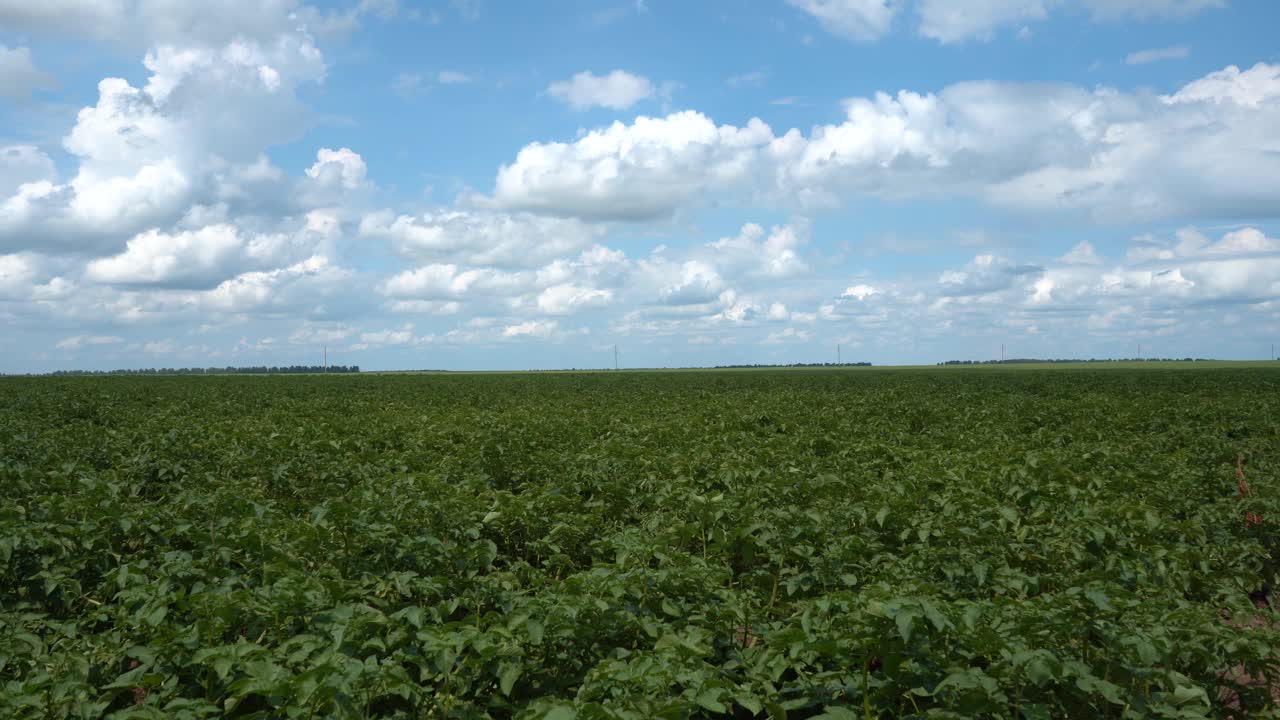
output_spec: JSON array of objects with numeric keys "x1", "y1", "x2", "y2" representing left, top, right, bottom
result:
[{"x1": 1, "y1": 368, "x2": 1278, "y2": 718}]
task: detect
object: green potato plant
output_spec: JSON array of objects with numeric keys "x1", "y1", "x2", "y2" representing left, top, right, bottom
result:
[{"x1": 1, "y1": 368, "x2": 1277, "y2": 718}]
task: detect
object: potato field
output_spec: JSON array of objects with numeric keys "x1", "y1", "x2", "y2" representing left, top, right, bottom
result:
[{"x1": 2, "y1": 367, "x2": 1278, "y2": 718}]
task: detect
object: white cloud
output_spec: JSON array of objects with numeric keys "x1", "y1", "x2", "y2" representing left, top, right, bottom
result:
[
  {"x1": 0, "y1": 44, "x2": 55, "y2": 99},
  {"x1": 1082, "y1": 0, "x2": 1224, "y2": 22},
  {"x1": 658, "y1": 261, "x2": 725, "y2": 305},
  {"x1": 387, "y1": 299, "x2": 461, "y2": 315},
  {"x1": 437, "y1": 69, "x2": 470, "y2": 84},
  {"x1": 1163, "y1": 62, "x2": 1280, "y2": 108},
  {"x1": 0, "y1": 0, "x2": 343, "y2": 47},
  {"x1": 56, "y1": 334, "x2": 124, "y2": 350},
  {"x1": 0, "y1": 1, "x2": 126, "y2": 37},
  {"x1": 359, "y1": 326, "x2": 415, "y2": 345},
  {"x1": 381, "y1": 263, "x2": 530, "y2": 300},
  {"x1": 0, "y1": 146, "x2": 57, "y2": 200},
  {"x1": 765, "y1": 63, "x2": 1280, "y2": 221},
  {"x1": 1060, "y1": 240, "x2": 1102, "y2": 265},
  {"x1": 708, "y1": 222, "x2": 809, "y2": 279},
  {"x1": 84, "y1": 217, "x2": 327, "y2": 288},
  {"x1": 797, "y1": 0, "x2": 1224, "y2": 44},
  {"x1": 939, "y1": 254, "x2": 1042, "y2": 296},
  {"x1": 843, "y1": 283, "x2": 878, "y2": 300},
  {"x1": 0, "y1": 253, "x2": 42, "y2": 300},
  {"x1": 0, "y1": 33, "x2": 326, "y2": 254},
  {"x1": 489, "y1": 111, "x2": 773, "y2": 220},
  {"x1": 359, "y1": 209, "x2": 603, "y2": 268},
  {"x1": 503, "y1": 319, "x2": 557, "y2": 338},
  {"x1": 305, "y1": 147, "x2": 368, "y2": 191},
  {"x1": 917, "y1": 0, "x2": 1050, "y2": 44},
  {"x1": 199, "y1": 255, "x2": 358, "y2": 316},
  {"x1": 85, "y1": 225, "x2": 245, "y2": 287},
  {"x1": 537, "y1": 283, "x2": 612, "y2": 314},
  {"x1": 786, "y1": 0, "x2": 898, "y2": 42},
  {"x1": 930, "y1": 227, "x2": 1280, "y2": 318},
  {"x1": 763, "y1": 326, "x2": 812, "y2": 344},
  {"x1": 1126, "y1": 45, "x2": 1189, "y2": 65},
  {"x1": 547, "y1": 70, "x2": 656, "y2": 110}
]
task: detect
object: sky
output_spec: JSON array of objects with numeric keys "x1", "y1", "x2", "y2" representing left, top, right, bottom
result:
[{"x1": 2, "y1": 0, "x2": 1280, "y2": 372}]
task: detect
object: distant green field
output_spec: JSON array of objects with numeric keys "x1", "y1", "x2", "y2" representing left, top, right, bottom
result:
[
  {"x1": 3, "y1": 368, "x2": 1278, "y2": 717},
  {"x1": 368, "y1": 360, "x2": 1280, "y2": 375}
]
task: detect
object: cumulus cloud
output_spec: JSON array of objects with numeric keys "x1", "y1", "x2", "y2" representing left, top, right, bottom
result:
[
  {"x1": 489, "y1": 111, "x2": 773, "y2": 220},
  {"x1": 0, "y1": 33, "x2": 326, "y2": 254},
  {"x1": 0, "y1": 0, "x2": 351, "y2": 47},
  {"x1": 437, "y1": 69, "x2": 470, "y2": 84},
  {"x1": 708, "y1": 222, "x2": 809, "y2": 279},
  {"x1": 786, "y1": 0, "x2": 898, "y2": 42},
  {"x1": 1060, "y1": 241, "x2": 1102, "y2": 265},
  {"x1": 85, "y1": 225, "x2": 247, "y2": 288},
  {"x1": 56, "y1": 334, "x2": 124, "y2": 350},
  {"x1": 1083, "y1": 0, "x2": 1224, "y2": 22},
  {"x1": 793, "y1": 0, "x2": 1223, "y2": 44},
  {"x1": 1163, "y1": 62, "x2": 1280, "y2": 108},
  {"x1": 547, "y1": 69, "x2": 657, "y2": 110},
  {"x1": 842, "y1": 283, "x2": 879, "y2": 300},
  {"x1": 537, "y1": 283, "x2": 612, "y2": 314},
  {"x1": 306, "y1": 148, "x2": 368, "y2": 191},
  {"x1": 381, "y1": 263, "x2": 531, "y2": 300},
  {"x1": 503, "y1": 319, "x2": 558, "y2": 338},
  {"x1": 487, "y1": 63, "x2": 1280, "y2": 224},
  {"x1": 917, "y1": 0, "x2": 1051, "y2": 44},
  {"x1": 84, "y1": 214, "x2": 332, "y2": 289},
  {"x1": 0, "y1": 253, "x2": 41, "y2": 299},
  {"x1": 359, "y1": 326, "x2": 415, "y2": 345},
  {"x1": 199, "y1": 255, "x2": 358, "y2": 317},
  {"x1": 763, "y1": 326, "x2": 812, "y2": 344},
  {"x1": 939, "y1": 254, "x2": 1043, "y2": 296},
  {"x1": 0, "y1": 44, "x2": 55, "y2": 99},
  {"x1": 359, "y1": 209, "x2": 603, "y2": 268},
  {"x1": 934, "y1": 227, "x2": 1280, "y2": 317},
  {"x1": 1126, "y1": 45, "x2": 1190, "y2": 65},
  {"x1": 657, "y1": 261, "x2": 726, "y2": 306},
  {"x1": 0, "y1": 146, "x2": 57, "y2": 200}
]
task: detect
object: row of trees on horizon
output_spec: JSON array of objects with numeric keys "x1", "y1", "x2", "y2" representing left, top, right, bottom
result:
[{"x1": 31, "y1": 365, "x2": 362, "y2": 376}]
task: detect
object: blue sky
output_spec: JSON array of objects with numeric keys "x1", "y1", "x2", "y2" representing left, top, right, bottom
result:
[{"x1": 2, "y1": 0, "x2": 1280, "y2": 371}]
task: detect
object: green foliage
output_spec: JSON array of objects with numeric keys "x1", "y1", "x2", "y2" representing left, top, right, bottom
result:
[{"x1": 1, "y1": 369, "x2": 1278, "y2": 717}]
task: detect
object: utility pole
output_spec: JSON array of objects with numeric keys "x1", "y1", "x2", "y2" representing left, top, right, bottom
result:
[
  {"x1": 837, "y1": 343, "x2": 841, "y2": 365},
  {"x1": 323, "y1": 345, "x2": 327, "y2": 373},
  {"x1": 1138, "y1": 343, "x2": 1141, "y2": 361},
  {"x1": 614, "y1": 344, "x2": 619, "y2": 371},
  {"x1": 1001, "y1": 344, "x2": 1004, "y2": 363}
]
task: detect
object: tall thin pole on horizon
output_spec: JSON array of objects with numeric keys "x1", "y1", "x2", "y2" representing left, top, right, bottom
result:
[
  {"x1": 1001, "y1": 344, "x2": 1004, "y2": 363},
  {"x1": 614, "y1": 344, "x2": 619, "y2": 371},
  {"x1": 323, "y1": 346, "x2": 327, "y2": 372},
  {"x1": 837, "y1": 344, "x2": 841, "y2": 364}
]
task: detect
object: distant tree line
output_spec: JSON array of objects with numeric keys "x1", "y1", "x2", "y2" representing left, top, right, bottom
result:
[
  {"x1": 937, "y1": 358, "x2": 1213, "y2": 365},
  {"x1": 713, "y1": 362, "x2": 872, "y2": 369},
  {"x1": 40, "y1": 365, "x2": 360, "y2": 376}
]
